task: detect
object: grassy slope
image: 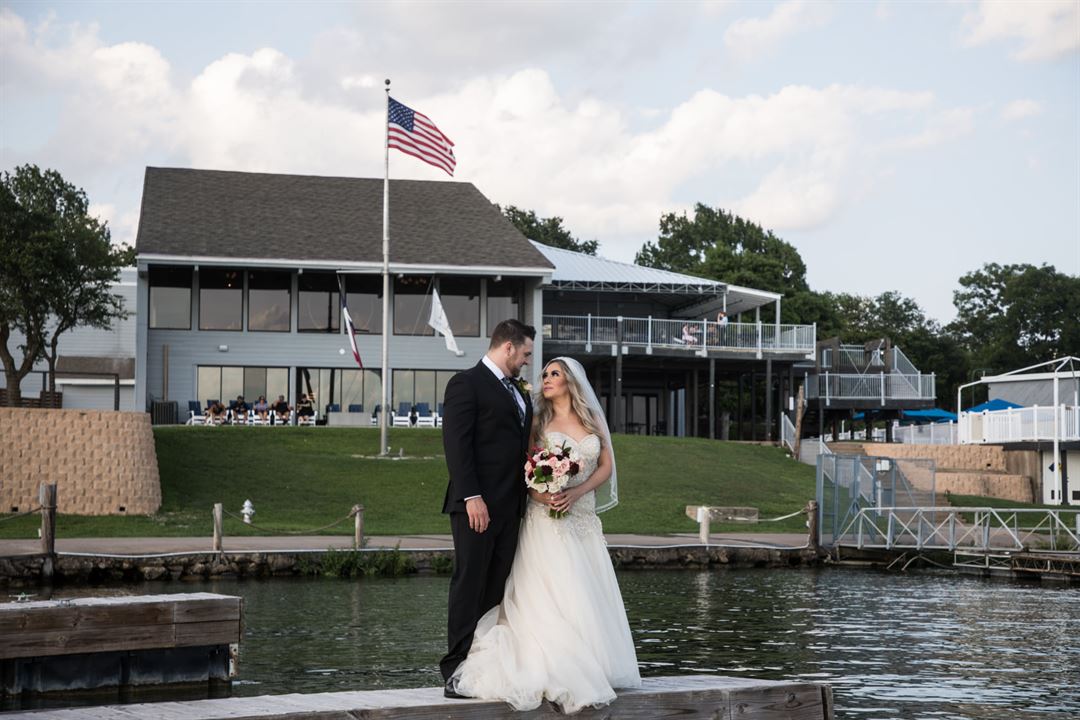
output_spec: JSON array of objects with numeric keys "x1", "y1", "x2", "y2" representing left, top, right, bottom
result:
[{"x1": 0, "y1": 428, "x2": 817, "y2": 539}]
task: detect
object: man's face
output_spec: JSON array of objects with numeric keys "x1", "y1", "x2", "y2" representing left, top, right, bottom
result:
[{"x1": 505, "y1": 337, "x2": 534, "y2": 378}]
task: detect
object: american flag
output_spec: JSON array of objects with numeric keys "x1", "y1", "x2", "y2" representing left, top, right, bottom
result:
[{"x1": 388, "y1": 97, "x2": 456, "y2": 176}]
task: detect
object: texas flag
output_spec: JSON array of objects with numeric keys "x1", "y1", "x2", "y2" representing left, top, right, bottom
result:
[{"x1": 339, "y1": 281, "x2": 363, "y2": 368}]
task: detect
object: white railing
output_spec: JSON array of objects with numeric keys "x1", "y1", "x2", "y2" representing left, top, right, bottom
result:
[
  {"x1": 894, "y1": 421, "x2": 958, "y2": 445},
  {"x1": 542, "y1": 315, "x2": 816, "y2": 355},
  {"x1": 892, "y1": 346, "x2": 920, "y2": 376},
  {"x1": 835, "y1": 507, "x2": 1080, "y2": 553},
  {"x1": 959, "y1": 405, "x2": 1080, "y2": 444},
  {"x1": 780, "y1": 413, "x2": 797, "y2": 452},
  {"x1": 806, "y1": 372, "x2": 936, "y2": 404}
]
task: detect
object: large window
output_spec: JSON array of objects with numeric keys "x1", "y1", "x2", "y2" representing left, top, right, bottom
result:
[
  {"x1": 196, "y1": 366, "x2": 287, "y2": 405},
  {"x1": 334, "y1": 369, "x2": 383, "y2": 412},
  {"x1": 439, "y1": 277, "x2": 480, "y2": 337},
  {"x1": 248, "y1": 270, "x2": 291, "y2": 332},
  {"x1": 487, "y1": 277, "x2": 522, "y2": 335},
  {"x1": 148, "y1": 267, "x2": 192, "y2": 329},
  {"x1": 345, "y1": 275, "x2": 383, "y2": 335},
  {"x1": 199, "y1": 268, "x2": 243, "y2": 330},
  {"x1": 394, "y1": 276, "x2": 433, "y2": 335},
  {"x1": 393, "y1": 369, "x2": 457, "y2": 414},
  {"x1": 298, "y1": 272, "x2": 340, "y2": 333}
]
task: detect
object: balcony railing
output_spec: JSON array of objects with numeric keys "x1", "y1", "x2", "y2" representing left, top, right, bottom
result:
[
  {"x1": 542, "y1": 315, "x2": 816, "y2": 356},
  {"x1": 806, "y1": 372, "x2": 936, "y2": 405},
  {"x1": 959, "y1": 405, "x2": 1080, "y2": 444}
]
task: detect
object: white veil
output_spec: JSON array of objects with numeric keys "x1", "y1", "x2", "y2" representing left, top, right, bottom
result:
[{"x1": 553, "y1": 356, "x2": 618, "y2": 513}]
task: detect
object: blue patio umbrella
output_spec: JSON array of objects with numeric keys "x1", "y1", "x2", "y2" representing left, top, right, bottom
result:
[{"x1": 965, "y1": 398, "x2": 1023, "y2": 413}]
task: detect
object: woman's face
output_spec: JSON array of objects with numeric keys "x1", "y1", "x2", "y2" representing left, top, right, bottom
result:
[{"x1": 541, "y1": 362, "x2": 570, "y2": 401}]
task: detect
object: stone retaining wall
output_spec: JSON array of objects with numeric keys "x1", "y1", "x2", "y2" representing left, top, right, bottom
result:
[
  {"x1": 0, "y1": 545, "x2": 821, "y2": 586},
  {"x1": 0, "y1": 407, "x2": 161, "y2": 516}
]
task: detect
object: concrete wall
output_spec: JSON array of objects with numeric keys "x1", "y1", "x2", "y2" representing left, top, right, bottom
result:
[
  {"x1": 836, "y1": 442, "x2": 1035, "y2": 503},
  {"x1": 0, "y1": 407, "x2": 161, "y2": 516}
]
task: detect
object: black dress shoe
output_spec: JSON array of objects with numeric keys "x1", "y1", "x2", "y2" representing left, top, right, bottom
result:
[{"x1": 444, "y1": 680, "x2": 469, "y2": 699}]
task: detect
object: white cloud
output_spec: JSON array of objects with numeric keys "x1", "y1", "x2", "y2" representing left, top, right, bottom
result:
[
  {"x1": 1001, "y1": 98, "x2": 1043, "y2": 121},
  {"x1": 1, "y1": 7, "x2": 971, "y2": 263},
  {"x1": 961, "y1": 0, "x2": 1080, "y2": 62},
  {"x1": 723, "y1": 0, "x2": 832, "y2": 62}
]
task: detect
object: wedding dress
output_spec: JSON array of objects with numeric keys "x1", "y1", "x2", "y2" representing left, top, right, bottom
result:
[{"x1": 450, "y1": 431, "x2": 641, "y2": 713}]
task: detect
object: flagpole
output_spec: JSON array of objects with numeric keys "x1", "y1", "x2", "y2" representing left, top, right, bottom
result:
[{"x1": 380, "y1": 78, "x2": 391, "y2": 456}]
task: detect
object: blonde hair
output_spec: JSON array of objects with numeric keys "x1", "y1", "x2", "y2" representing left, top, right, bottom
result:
[{"x1": 531, "y1": 359, "x2": 604, "y2": 446}]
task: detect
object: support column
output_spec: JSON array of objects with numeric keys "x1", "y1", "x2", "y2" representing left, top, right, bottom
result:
[
  {"x1": 691, "y1": 368, "x2": 699, "y2": 438},
  {"x1": 765, "y1": 359, "x2": 773, "y2": 442},
  {"x1": 615, "y1": 319, "x2": 624, "y2": 434},
  {"x1": 666, "y1": 375, "x2": 675, "y2": 436},
  {"x1": 708, "y1": 358, "x2": 716, "y2": 440},
  {"x1": 609, "y1": 361, "x2": 616, "y2": 429},
  {"x1": 750, "y1": 372, "x2": 757, "y2": 441},
  {"x1": 737, "y1": 373, "x2": 744, "y2": 441}
]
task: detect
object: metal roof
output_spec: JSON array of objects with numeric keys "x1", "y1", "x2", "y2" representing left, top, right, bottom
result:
[{"x1": 531, "y1": 241, "x2": 780, "y2": 314}]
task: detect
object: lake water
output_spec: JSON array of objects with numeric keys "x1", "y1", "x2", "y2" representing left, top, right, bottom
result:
[{"x1": 27, "y1": 568, "x2": 1080, "y2": 718}]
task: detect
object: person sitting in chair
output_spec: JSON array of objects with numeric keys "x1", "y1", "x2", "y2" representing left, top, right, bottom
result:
[
  {"x1": 207, "y1": 400, "x2": 227, "y2": 426},
  {"x1": 296, "y1": 393, "x2": 315, "y2": 425},
  {"x1": 252, "y1": 395, "x2": 269, "y2": 424},
  {"x1": 233, "y1": 395, "x2": 249, "y2": 425},
  {"x1": 272, "y1": 395, "x2": 291, "y2": 425},
  {"x1": 680, "y1": 323, "x2": 700, "y2": 344}
]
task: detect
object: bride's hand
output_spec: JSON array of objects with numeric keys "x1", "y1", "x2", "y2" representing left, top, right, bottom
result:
[{"x1": 550, "y1": 487, "x2": 580, "y2": 513}]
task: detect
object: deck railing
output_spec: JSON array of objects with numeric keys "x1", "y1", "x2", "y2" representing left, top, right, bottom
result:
[
  {"x1": 806, "y1": 372, "x2": 936, "y2": 404},
  {"x1": 958, "y1": 405, "x2": 1080, "y2": 444},
  {"x1": 542, "y1": 315, "x2": 815, "y2": 356}
]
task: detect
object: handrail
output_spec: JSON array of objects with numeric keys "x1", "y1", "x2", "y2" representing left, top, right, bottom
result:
[
  {"x1": 833, "y1": 506, "x2": 1080, "y2": 553},
  {"x1": 958, "y1": 404, "x2": 1080, "y2": 444},
  {"x1": 542, "y1": 314, "x2": 815, "y2": 355},
  {"x1": 806, "y1": 372, "x2": 936, "y2": 403}
]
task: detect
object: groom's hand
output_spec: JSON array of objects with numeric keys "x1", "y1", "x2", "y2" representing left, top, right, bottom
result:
[{"x1": 465, "y1": 497, "x2": 490, "y2": 533}]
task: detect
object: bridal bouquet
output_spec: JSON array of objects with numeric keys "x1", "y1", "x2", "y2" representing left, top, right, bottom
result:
[{"x1": 524, "y1": 440, "x2": 580, "y2": 518}]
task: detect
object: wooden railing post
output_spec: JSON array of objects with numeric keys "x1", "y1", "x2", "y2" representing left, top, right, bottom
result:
[
  {"x1": 807, "y1": 500, "x2": 820, "y2": 555},
  {"x1": 40, "y1": 483, "x2": 57, "y2": 580},
  {"x1": 213, "y1": 503, "x2": 223, "y2": 552},
  {"x1": 353, "y1": 504, "x2": 365, "y2": 549}
]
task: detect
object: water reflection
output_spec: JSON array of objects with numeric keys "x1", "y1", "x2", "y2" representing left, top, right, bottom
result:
[{"x1": 40, "y1": 569, "x2": 1080, "y2": 719}]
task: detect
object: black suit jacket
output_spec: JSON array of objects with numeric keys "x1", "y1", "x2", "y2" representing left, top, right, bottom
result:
[{"x1": 441, "y1": 362, "x2": 531, "y2": 518}]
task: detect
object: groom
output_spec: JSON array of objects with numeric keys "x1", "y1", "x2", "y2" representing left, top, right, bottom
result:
[{"x1": 440, "y1": 318, "x2": 535, "y2": 697}]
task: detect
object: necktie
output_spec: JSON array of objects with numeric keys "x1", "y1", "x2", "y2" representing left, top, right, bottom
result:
[{"x1": 502, "y1": 377, "x2": 525, "y2": 426}]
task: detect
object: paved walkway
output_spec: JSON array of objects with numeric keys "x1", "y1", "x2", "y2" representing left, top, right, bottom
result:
[{"x1": 0, "y1": 532, "x2": 808, "y2": 557}]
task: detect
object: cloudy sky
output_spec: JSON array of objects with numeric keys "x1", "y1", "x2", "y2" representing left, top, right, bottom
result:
[{"x1": 2, "y1": 0, "x2": 1077, "y2": 323}]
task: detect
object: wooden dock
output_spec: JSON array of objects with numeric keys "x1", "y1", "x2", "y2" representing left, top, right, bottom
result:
[
  {"x1": 1, "y1": 593, "x2": 241, "y2": 696},
  {"x1": 1, "y1": 675, "x2": 833, "y2": 719}
]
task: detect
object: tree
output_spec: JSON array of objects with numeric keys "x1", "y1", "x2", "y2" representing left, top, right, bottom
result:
[
  {"x1": 636, "y1": 203, "x2": 834, "y2": 326},
  {"x1": 0, "y1": 165, "x2": 132, "y2": 407},
  {"x1": 950, "y1": 262, "x2": 1080, "y2": 373},
  {"x1": 501, "y1": 205, "x2": 598, "y2": 255}
]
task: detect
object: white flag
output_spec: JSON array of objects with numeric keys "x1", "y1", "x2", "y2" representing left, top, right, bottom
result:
[{"x1": 428, "y1": 288, "x2": 464, "y2": 356}]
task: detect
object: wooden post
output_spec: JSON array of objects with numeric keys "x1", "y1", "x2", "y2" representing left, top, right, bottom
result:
[
  {"x1": 353, "y1": 504, "x2": 365, "y2": 549},
  {"x1": 698, "y1": 506, "x2": 710, "y2": 545},
  {"x1": 213, "y1": 503, "x2": 223, "y2": 553},
  {"x1": 40, "y1": 483, "x2": 57, "y2": 580},
  {"x1": 807, "y1": 500, "x2": 821, "y2": 555},
  {"x1": 793, "y1": 384, "x2": 806, "y2": 459}
]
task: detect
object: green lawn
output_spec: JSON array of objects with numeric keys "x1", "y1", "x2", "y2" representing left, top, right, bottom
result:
[{"x1": 0, "y1": 428, "x2": 818, "y2": 539}]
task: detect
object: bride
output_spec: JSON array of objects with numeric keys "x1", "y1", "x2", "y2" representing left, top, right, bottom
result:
[{"x1": 449, "y1": 356, "x2": 641, "y2": 712}]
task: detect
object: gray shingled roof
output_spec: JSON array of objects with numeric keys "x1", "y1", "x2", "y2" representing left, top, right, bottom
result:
[{"x1": 135, "y1": 167, "x2": 553, "y2": 271}]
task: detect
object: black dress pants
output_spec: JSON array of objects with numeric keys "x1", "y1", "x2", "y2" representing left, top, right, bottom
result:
[{"x1": 440, "y1": 510, "x2": 521, "y2": 681}]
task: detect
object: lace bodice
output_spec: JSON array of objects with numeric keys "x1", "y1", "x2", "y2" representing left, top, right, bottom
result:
[{"x1": 527, "y1": 431, "x2": 603, "y2": 536}]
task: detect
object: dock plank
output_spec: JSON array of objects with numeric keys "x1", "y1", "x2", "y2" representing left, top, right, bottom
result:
[
  {"x1": 0, "y1": 593, "x2": 242, "y2": 660},
  {"x1": 2, "y1": 676, "x2": 831, "y2": 719}
]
